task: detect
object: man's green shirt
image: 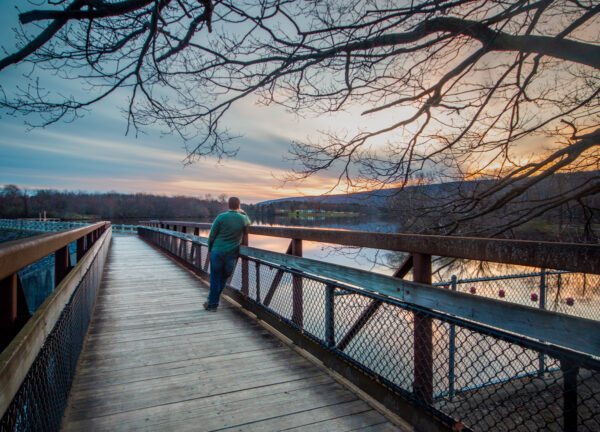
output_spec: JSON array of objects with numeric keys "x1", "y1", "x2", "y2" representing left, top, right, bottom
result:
[{"x1": 208, "y1": 210, "x2": 251, "y2": 254}]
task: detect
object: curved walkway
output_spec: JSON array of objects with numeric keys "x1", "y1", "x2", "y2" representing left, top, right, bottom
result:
[{"x1": 61, "y1": 236, "x2": 398, "y2": 431}]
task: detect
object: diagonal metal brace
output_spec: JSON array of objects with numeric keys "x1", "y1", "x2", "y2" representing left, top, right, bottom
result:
[
  {"x1": 336, "y1": 299, "x2": 382, "y2": 352},
  {"x1": 335, "y1": 254, "x2": 413, "y2": 352},
  {"x1": 262, "y1": 240, "x2": 294, "y2": 307}
]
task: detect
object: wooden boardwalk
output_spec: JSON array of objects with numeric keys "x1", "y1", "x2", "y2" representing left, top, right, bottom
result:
[{"x1": 61, "y1": 236, "x2": 399, "y2": 431}]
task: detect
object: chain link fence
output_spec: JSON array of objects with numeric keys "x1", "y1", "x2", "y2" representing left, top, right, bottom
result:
[
  {"x1": 0, "y1": 231, "x2": 109, "y2": 432},
  {"x1": 434, "y1": 271, "x2": 600, "y2": 321},
  {"x1": 140, "y1": 227, "x2": 600, "y2": 432}
]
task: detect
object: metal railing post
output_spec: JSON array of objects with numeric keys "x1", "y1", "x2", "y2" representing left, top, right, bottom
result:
[
  {"x1": 241, "y1": 231, "x2": 249, "y2": 295},
  {"x1": 413, "y1": 253, "x2": 433, "y2": 404},
  {"x1": 325, "y1": 284, "x2": 335, "y2": 347},
  {"x1": 539, "y1": 268, "x2": 546, "y2": 376},
  {"x1": 255, "y1": 261, "x2": 261, "y2": 301},
  {"x1": 0, "y1": 274, "x2": 18, "y2": 348},
  {"x1": 195, "y1": 243, "x2": 202, "y2": 270},
  {"x1": 54, "y1": 245, "x2": 71, "y2": 287},
  {"x1": 561, "y1": 358, "x2": 579, "y2": 432},
  {"x1": 291, "y1": 238, "x2": 303, "y2": 327},
  {"x1": 449, "y1": 275, "x2": 457, "y2": 400}
]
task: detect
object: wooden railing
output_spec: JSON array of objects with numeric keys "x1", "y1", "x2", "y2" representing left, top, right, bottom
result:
[
  {"x1": 142, "y1": 220, "x2": 600, "y2": 411},
  {"x1": 142, "y1": 220, "x2": 600, "y2": 274},
  {"x1": 0, "y1": 222, "x2": 110, "y2": 343},
  {"x1": 0, "y1": 222, "x2": 111, "y2": 428},
  {"x1": 0, "y1": 219, "x2": 136, "y2": 234}
]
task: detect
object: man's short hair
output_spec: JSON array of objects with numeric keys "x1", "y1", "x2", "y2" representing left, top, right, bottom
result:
[{"x1": 228, "y1": 197, "x2": 241, "y2": 209}]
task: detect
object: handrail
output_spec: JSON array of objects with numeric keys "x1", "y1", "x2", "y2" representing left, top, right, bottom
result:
[
  {"x1": 141, "y1": 220, "x2": 600, "y2": 274},
  {"x1": 0, "y1": 224, "x2": 112, "y2": 422},
  {"x1": 0, "y1": 221, "x2": 110, "y2": 280}
]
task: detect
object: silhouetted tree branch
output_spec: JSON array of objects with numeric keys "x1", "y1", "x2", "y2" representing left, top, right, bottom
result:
[{"x1": 1, "y1": 0, "x2": 599, "y2": 235}]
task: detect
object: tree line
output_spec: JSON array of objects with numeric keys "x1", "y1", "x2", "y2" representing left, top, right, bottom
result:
[{"x1": 0, "y1": 185, "x2": 228, "y2": 220}]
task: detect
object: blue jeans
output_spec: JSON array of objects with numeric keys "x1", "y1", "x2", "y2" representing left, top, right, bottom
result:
[{"x1": 207, "y1": 251, "x2": 238, "y2": 309}]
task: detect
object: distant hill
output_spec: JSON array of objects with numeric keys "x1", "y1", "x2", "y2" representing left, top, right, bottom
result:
[
  {"x1": 256, "y1": 179, "x2": 486, "y2": 208},
  {"x1": 257, "y1": 187, "x2": 399, "y2": 207},
  {"x1": 255, "y1": 171, "x2": 598, "y2": 211}
]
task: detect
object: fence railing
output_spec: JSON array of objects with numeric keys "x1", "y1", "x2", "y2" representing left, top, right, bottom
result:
[
  {"x1": 0, "y1": 222, "x2": 111, "y2": 431},
  {"x1": 138, "y1": 225, "x2": 600, "y2": 432},
  {"x1": 143, "y1": 220, "x2": 600, "y2": 273},
  {"x1": 0, "y1": 219, "x2": 136, "y2": 235}
]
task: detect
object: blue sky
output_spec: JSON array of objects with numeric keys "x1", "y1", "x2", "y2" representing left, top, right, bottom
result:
[{"x1": 0, "y1": 2, "x2": 347, "y2": 203}]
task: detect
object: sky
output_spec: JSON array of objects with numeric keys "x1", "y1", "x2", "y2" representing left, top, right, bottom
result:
[
  {"x1": 0, "y1": 2, "x2": 581, "y2": 205},
  {"x1": 0, "y1": 90, "x2": 341, "y2": 203},
  {"x1": 0, "y1": 3, "x2": 359, "y2": 204}
]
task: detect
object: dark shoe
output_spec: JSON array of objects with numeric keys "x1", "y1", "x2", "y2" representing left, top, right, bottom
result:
[{"x1": 203, "y1": 302, "x2": 217, "y2": 312}]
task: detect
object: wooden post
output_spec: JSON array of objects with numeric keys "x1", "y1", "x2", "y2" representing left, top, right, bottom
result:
[
  {"x1": 54, "y1": 245, "x2": 71, "y2": 287},
  {"x1": 413, "y1": 253, "x2": 433, "y2": 404},
  {"x1": 241, "y1": 230, "x2": 249, "y2": 295},
  {"x1": 194, "y1": 227, "x2": 200, "y2": 236},
  {"x1": 291, "y1": 239, "x2": 303, "y2": 327},
  {"x1": 0, "y1": 274, "x2": 18, "y2": 339}
]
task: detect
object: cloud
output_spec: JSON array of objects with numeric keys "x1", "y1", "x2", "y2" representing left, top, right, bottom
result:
[
  {"x1": 0, "y1": 8, "x2": 349, "y2": 202},
  {"x1": 0, "y1": 116, "x2": 341, "y2": 202}
]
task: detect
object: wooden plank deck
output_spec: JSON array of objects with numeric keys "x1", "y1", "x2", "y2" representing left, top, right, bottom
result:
[{"x1": 61, "y1": 236, "x2": 399, "y2": 431}]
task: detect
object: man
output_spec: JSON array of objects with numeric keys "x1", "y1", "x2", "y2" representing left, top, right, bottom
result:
[{"x1": 203, "y1": 196, "x2": 251, "y2": 311}]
